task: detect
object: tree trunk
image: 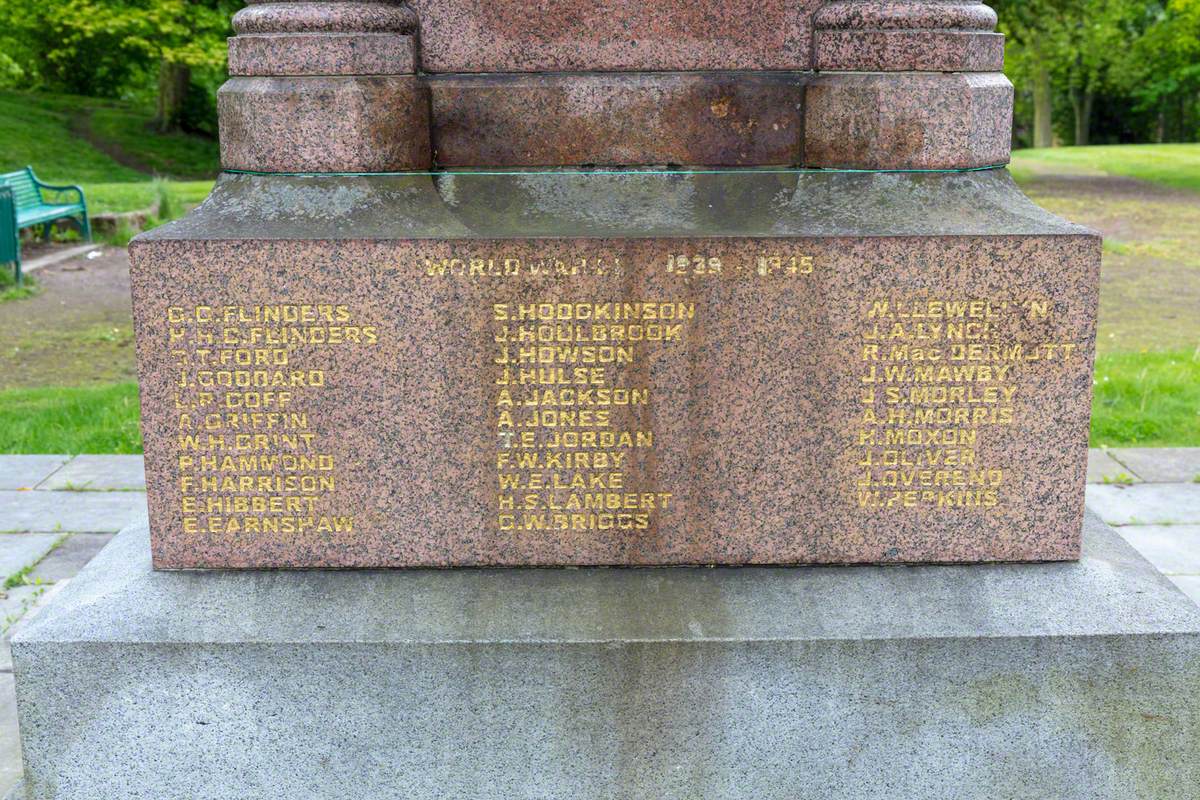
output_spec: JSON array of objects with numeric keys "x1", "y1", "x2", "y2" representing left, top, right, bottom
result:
[
  {"x1": 156, "y1": 61, "x2": 191, "y2": 133},
  {"x1": 1070, "y1": 88, "x2": 1093, "y2": 146},
  {"x1": 1032, "y1": 66, "x2": 1053, "y2": 148}
]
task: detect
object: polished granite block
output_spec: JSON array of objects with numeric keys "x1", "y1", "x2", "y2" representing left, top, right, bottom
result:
[{"x1": 130, "y1": 170, "x2": 1099, "y2": 568}]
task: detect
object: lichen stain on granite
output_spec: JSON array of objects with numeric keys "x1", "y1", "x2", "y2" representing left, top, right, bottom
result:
[
  {"x1": 1072, "y1": 660, "x2": 1200, "y2": 800},
  {"x1": 562, "y1": 580, "x2": 738, "y2": 797},
  {"x1": 961, "y1": 659, "x2": 1200, "y2": 798}
]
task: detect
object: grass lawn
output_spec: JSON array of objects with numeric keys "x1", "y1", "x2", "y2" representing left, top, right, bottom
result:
[
  {"x1": 1010, "y1": 143, "x2": 1200, "y2": 193},
  {"x1": 84, "y1": 180, "x2": 215, "y2": 214},
  {"x1": 1092, "y1": 351, "x2": 1200, "y2": 447},
  {"x1": 0, "y1": 383, "x2": 142, "y2": 454},
  {"x1": 0, "y1": 268, "x2": 39, "y2": 303}
]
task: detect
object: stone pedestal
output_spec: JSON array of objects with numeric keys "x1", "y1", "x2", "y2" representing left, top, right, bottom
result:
[
  {"x1": 129, "y1": 170, "x2": 1099, "y2": 568},
  {"x1": 10, "y1": 512, "x2": 1200, "y2": 799}
]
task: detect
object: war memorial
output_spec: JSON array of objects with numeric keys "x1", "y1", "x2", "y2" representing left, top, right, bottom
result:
[{"x1": 7, "y1": 1, "x2": 1200, "y2": 797}]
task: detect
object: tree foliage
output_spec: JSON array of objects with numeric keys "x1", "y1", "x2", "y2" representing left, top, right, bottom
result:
[
  {"x1": 997, "y1": 0, "x2": 1200, "y2": 145},
  {"x1": 0, "y1": 0, "x2": 234, "y2": 131}
]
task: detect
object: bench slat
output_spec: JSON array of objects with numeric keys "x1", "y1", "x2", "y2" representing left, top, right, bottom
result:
[{"x1": 17, "y1": 205, "x2": 85, "y2": 226}]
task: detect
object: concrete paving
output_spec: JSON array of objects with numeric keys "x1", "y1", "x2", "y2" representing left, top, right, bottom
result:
[
  {"x1": 0, "y1": 449, "x2": 1195, "y2": 797},
  {"x1": 37, "y1": 455, "x2": 145, "y2": 491},
  {"x1": 20, "y1": 244, "x2": 101, "y2": 275},
  {"x1": 1085, "y1": 449, "x2": 1138, "y2": 484},
  {"x1": 1114, "y1": 525, "x2": 1200, "y2": 575},
  {"x1": 1084, "y1": 483, "x2": 1200, "y2": 526},
  {"x1": 0, "y1": 536, "x2": 61, "y2": 584},
  {"x1": 1107, "y1": 447, "x2": 1200, "y2": 484},
  {"x1": 0, "y1": 457, "x2": 68, "y2": 491},
  {"x1": 0, "y1": 491, "x2": 147, "y2": 533}
]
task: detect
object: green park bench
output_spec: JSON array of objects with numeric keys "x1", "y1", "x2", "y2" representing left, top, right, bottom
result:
[{"x1": 0, "y1": 166, "x2": 91, "y2": 284}]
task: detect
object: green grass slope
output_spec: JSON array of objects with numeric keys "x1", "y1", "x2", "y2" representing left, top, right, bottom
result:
[{"x1": 0, "y1": 90, "x2": 218, "y2": 213}]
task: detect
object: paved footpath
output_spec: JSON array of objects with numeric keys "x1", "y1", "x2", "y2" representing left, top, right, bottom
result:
[{"x1": 0, "y1": 449, "x2": 1197, "y2": 793}]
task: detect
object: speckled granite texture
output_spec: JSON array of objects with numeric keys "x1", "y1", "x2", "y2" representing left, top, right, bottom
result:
[
  {"x1": 213, "y1": 1, "x2": 1015, "y2": 171},
  {"x1": 128, "y1": 170, "x2": 1098, "y2": 569},
  {"x1": 231, "y1": 1, "x2": 418, "y2": 35},
  {"x1": 814, "y1": 29, "x2": 1004, "y2": 71},
  {"x1": 10, "y1": 514, "x2": 1200, "y2": 798},
  {"x1": 812, "y1": 0, "x2": 1003, "y2": 71},
  {"x1": 218, "y1": 75, "x2": 431, "y2": 172},
  {"x1": 405, "y1": 0, "x2": 824, "y2": 72},
  {"x1": 228, "y1": 32, "x2": 417, "y2": 76},
  {"x1": 805, "y1": 72, "x2": 1012, "y2": 169},
  {"x1": 430, "y1": 72, "x2": 806, "y2": 168}
]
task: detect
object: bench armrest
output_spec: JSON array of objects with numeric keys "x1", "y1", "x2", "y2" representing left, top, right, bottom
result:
[{"x1": 32, "y1": 179, "x2": 86, "y2": 206}]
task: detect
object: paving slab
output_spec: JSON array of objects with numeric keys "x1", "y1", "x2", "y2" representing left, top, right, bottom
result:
[
  {"x1": 37, "y1": 455, "x2": 145, "y2": 491},
  {"x1": 0, "y1": 586, "x2": 41, "y2": 634},
  {"x1": 0, "y1": 673, "x2": 20, "y2": 799},
  {"x1": 1109, "y1": 447, "x2": 1200, "y2": 484},
  {"x1": 1086, "y1": 449, "x2": 1135, "y2": 484},
  {"x1": 1084, "y1": 483, "x2": 1200, "y2": 526},
  {"x1": 26, "y1": 534, "x2": 112, "y2": 583},
  {"x1": 1171, "y1": 576, "x2": 1200, "y2": 606},
  {"x1": 1117, "y1": 525, "x2": 1200, "y2": 575},
  {"x1": 0, "y1": 582, "x2": 70, "y2": 674},
  {"x1": 11, "y1": 515, "x2": 1200, "y2": 800},
  {"x1": 0, "y1": 491, "x2": 147, "y2": 533},
  {"x1": 0, "y1": 457, "x2": 69, "y2": 491},
  {"x1": 0, "y1": 536, "x2": 60, "y2": 583}
]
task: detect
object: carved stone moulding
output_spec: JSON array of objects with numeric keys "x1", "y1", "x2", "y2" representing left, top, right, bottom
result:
[
  {"x1": 813, "y1": 1, "x2": 1005, "y2": 72},
  {"x1": 214, "y1": 0, "x2": 1014, "y2": 172},
  {"x1": 219, "y1": 0, "x2": 430, "y2": 172},
  {"x1": 430, "y1": 72, "x2": 807, "y2": 168}
]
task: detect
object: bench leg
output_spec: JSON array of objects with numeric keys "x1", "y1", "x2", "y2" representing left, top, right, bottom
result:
[
  {"x1": 81, "y1": 213, "x2": 92, "y2": 243},
  {"x1": 42, "y1": 222, "x2": 52, "y2": 243}
]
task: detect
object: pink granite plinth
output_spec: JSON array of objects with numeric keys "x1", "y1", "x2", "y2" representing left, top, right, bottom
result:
[
  {"x1": 229, "y1": 32, "x2": 416, "y2": 76},
  {"x1": 218, "y1": 76, "x2": 431, "y2": 172},
  {"x1": 129, "y1": 172, "x2": 1099, "y2": 568},
  {"x1": 431, "y1": 72, "x2": 805, "y2": 168},
  {"x1": 405, "y1": 0, "x2": 824, "y2": 72},
  {"x1": 804, "y1": 72, "x2": 1012, "y2": 169}
]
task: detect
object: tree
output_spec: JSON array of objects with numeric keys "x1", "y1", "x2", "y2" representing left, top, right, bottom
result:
[
  {"x1": 996, "y1": 0, "x2": 1152, "y2": 146},
  {"x1": 995, "y1": 0, "x2": 1060, "y2": 147},
  {"x1": 1114, "y1": 0, "x2": 1200, "y2": 141},
  {"x1": 131, "y1": 0, "x2": 235, "y2": 132},
  {"x1": 0, "y1": 0, "x2": 233, "y2": 131}
]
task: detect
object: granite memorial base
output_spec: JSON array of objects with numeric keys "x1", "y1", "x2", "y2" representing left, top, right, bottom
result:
[
  {"x1": 130, "y1": 170, "x2": 1100, "y2": 569},
  {"x1": 11, "y1": 512, "x2": 1200, "y2": 800}
]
